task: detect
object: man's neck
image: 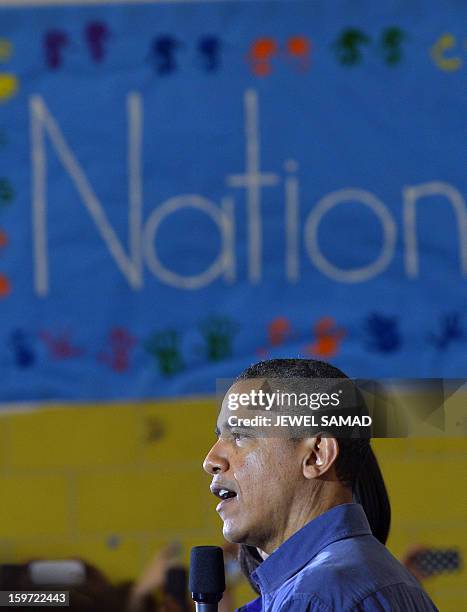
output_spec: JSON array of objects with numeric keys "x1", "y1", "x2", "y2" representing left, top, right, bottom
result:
[{"x1": 261, "y1": 483, "x2": 352, "y2": 555}]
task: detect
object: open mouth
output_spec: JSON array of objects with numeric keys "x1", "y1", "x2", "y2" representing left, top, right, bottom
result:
[
  {"x1": 210, "y1": 484, "x2": 238, "y2": 511},
  {"x1": 211, "y1": 485, "x2": 237, "y2": 501}
]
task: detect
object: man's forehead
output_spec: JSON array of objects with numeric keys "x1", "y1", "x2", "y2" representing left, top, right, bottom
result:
[
  {"x1": 216, "y1": 379, "x2": 265, "y2": 430},
  {"x1": 222, "y1": 379, "x2": 264, "y2": 402}
]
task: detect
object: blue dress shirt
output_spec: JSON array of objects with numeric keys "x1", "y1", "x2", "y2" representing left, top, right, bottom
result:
[{"x1": 238, "y1": 503, "x2": 438, "y2": 611}]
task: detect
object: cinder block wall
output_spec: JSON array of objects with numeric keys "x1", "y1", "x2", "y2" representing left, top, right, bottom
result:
[{"x1": 0, "y1": 400, "x2": 465, "y2": 610}]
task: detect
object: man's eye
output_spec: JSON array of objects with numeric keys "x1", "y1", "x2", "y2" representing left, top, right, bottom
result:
[{"x1": 232, "y1": 431, "x2": 245, "y2": 442}]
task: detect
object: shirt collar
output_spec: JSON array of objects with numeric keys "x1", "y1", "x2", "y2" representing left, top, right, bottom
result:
[{"x1": 251, "y1": 503, "x2": 371, "y2": 594}]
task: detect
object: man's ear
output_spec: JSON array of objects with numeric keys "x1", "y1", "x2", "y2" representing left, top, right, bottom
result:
[{"x1": 301, "y1": 435, "x2": 339, "y2": 479}]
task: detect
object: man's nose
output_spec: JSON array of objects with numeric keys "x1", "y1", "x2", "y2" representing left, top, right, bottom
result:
[{"x1": 203, "y1": 440, "x2": 229, "y2": 475}]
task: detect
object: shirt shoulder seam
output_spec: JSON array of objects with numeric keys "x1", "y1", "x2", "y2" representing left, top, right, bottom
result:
[
  {"x1": 347, "y1": 581, "x2": 434, "y2": 610},
  {"x1": 288, "y1": 592, "x2": 332, "y2": 611}
]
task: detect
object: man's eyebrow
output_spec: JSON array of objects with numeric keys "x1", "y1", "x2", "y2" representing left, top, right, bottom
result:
[
  {"x1": 215, "y1": 423, "x2": 254, "y2": 438},
  {"x1": 215, "y1": 423, "x2": 233, "y2": 437}
]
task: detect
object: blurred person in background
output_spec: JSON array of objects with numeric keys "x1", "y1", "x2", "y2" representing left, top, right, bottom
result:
[
  {"x1": 126, "y1": 543, "x2": 191, "y2": 612},
  {"x1": 0, "y1": 550, "x2": 191, "y2": 612},
  {"x1": 0, "y1": 560, "x2": 122, "y2": 612}
]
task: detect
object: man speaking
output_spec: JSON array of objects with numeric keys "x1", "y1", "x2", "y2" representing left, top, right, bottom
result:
[{"x1": 203, "y1": 359, "x2": 437, "y2": 611}]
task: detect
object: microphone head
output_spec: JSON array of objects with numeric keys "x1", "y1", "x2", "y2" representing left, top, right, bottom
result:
[{"x1": 189, "y1": 546, "x2": 225, "y2": 602}]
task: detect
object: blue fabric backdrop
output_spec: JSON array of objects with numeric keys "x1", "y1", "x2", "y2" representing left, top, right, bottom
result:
[{"x1": 0, "y1": 0, "x2": 465, "y2": 401}]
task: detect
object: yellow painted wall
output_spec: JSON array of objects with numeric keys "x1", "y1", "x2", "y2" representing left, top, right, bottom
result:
[{"x1": 0, "y1": 399, "x2": 465, "y2": 610}]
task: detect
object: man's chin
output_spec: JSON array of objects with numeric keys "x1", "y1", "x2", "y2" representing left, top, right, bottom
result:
[{"x1": 222, "y1": 520, "x2": 248, "y2": 544}]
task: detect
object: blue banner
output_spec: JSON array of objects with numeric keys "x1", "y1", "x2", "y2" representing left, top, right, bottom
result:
[{"x1": 0, "y1": 0, "x2": 465, "y2": 402}]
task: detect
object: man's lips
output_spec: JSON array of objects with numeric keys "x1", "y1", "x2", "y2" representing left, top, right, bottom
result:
[{"x1": 210, "y1": 482, "x2": 238, "y2": 512}]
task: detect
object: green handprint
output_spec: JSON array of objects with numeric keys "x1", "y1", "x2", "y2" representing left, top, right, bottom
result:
[
  {"x1": 333, "y1": 28, "x2": 370, "y2": 66},
  {"x1": 199, "y1": 316, "x2": 238, "y2": 362},
  {"x1": 0, "y1": 178, "x2": 14, "y2": 206},
  {"x1": 144, "y1": 329, "x2": 184, "y2": 376},
  {"x1": 380, "y1": 27, "x2": 406, "y2": 65}
]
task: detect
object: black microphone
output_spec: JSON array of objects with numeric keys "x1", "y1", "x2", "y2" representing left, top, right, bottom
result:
[{"x1": 189, "y1": 546, "x2": 225, "y2": 612}]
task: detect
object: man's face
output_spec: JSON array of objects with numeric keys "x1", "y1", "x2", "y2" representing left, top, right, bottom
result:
[{"x1": 203, "y1": 380, "x2": 303, "y2": 549}]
